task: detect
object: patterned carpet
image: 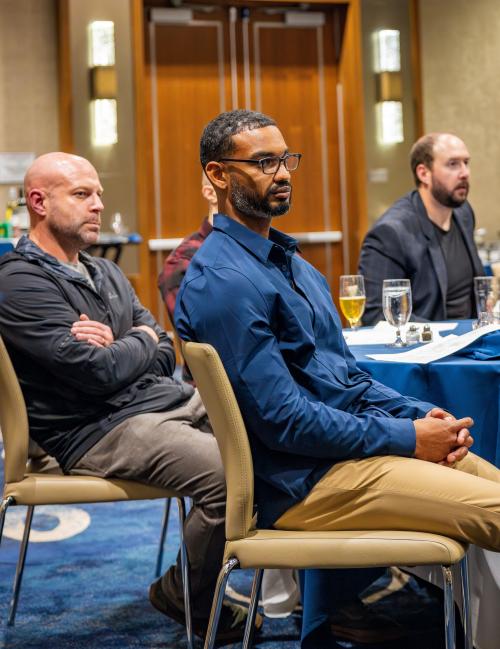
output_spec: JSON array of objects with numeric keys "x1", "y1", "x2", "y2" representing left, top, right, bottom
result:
[
  {"x1": 0, "y1": 449, "x2": 458, "y2": 649},
  {"x1": 0, "y1": 497, "x2": 306, "y2": 649}
]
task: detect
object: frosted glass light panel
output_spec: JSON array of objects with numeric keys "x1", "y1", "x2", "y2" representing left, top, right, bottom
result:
[
  {"x1": 376, "y1": 101, "x2": 404, "y2": 145},
  {"x1": 374, "y1": 29, "x2": 400, "y2": 72},
  {"x1": 88, "y1": 21, "x2": 115, "y2": 66},
  {"x1": 91, "y1": 99, "x2": 118, "y2": 146}
]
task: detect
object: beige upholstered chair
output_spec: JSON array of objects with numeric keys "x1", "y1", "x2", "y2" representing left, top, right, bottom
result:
[
  {"x1": 24, "y1": 440, "x2": 172, "y2": 580},
  {"x1": 183, "y1": 341, "x2": 472, "y2": 649},
  {"x1": 0, "y1": 335, "x2": 193, "y2": 648}
]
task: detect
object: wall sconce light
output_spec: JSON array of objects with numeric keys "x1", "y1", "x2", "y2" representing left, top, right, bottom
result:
[
  {"x1": 374, "y1": 29, "x2": 404, "y2": 145},
  {"x1": 88, "y1": 21, "x2": 117, "y2": 146}
]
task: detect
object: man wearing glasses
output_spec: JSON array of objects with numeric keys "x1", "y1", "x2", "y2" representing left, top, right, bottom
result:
[{"x1": 176, "y1": 110, "x2": 500, "y2": 643}]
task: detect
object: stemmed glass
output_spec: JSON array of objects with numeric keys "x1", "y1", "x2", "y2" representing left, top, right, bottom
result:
[
  {"x1": 382, "y1": 279, "x2": 412, "y2": 347},
  {"x1": 339, "y1": 275, "x2": 366, "y2": 330},
  {"x1": 473, "y1": 276, "x2": 499, "y2": 327}
]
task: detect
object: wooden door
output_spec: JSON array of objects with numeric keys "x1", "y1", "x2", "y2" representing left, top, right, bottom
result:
[{"x1": 141, "y1": 1, "x2": 350, "y2": 322}]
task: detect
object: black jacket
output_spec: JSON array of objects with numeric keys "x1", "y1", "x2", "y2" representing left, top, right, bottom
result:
[
  {"x1": 0, "y1": 236, "x2": 192, "y2": 470},
  {"x1": 358, "y1": 191, "x2": 484, "y2": 324}
]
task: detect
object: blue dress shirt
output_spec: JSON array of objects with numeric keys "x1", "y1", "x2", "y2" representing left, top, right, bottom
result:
[{"x1": 176, "y1": 215, "x2": 436, "y2": 528}]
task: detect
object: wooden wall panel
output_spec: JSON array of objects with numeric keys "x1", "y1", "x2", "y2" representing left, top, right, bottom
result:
[{"x1": 134, "y1": 0, "x2": 366, "y2": 316}]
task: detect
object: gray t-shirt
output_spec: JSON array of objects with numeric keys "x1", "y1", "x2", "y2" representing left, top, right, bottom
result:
[{"x1": 60, "y1": 259, "x2": 96, "y2": 291}]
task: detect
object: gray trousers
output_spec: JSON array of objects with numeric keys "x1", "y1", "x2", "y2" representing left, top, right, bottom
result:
[{"x1": 69, "y1": 390, "x2": 226, "y2": 618}]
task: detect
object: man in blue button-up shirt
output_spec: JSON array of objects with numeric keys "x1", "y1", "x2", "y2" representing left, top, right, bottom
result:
[{"x1": 176, "y1": 110, "x2": 500, "y2": 550}]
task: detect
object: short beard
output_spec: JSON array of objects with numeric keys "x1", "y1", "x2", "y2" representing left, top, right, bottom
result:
[
  {"x1": 431, "y1": 177, "x2": 468, "y2": 209},
  {"x1": 230, "y1": 177, "x2": 291, "y2": 220},
  {"x1": 48, "y1": 221, "x2": 99, "y2": 252}
]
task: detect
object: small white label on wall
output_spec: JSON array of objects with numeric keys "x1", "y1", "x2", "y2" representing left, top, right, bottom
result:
[
  {"x1": 368, "y1": 168, "x2": 389, "y2": 183},
  {"x1": 0, "y1": 152, "x2": 35, "y2": 184}
]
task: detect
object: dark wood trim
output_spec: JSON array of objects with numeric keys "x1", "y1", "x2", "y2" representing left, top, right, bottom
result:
[
  {"x1": 131, "y1": 0, "x2": 154, "y2": 308},
  {"x1": 337, "y1": 0, "x2": 368, "y2": 273},
  {"x1": 57, "y1": 0, "x2": 74, "y2": 152},
  {"x1": 410, "y1": 0, "x2": 424, "y2": 138}
]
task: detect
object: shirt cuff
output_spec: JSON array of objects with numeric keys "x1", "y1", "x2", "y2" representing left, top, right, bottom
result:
[{"x1": 386, "y1": 418, "x2": 416, "y2": 457}]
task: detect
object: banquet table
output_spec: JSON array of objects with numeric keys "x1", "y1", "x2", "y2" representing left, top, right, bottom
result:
[
  {"x1": 350, "y1": 320, "x2": 500, "y2": 467},
  {"x1": 301, "y1": 321, "x2": 500, "y2": 649}
]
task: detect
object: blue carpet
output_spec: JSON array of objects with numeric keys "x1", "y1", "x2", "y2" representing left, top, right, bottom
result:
[
  {"x1": 0, "y1": 450, "x2": 303, "y2": 648},
  {"x1": 0, "y1": 446, "x2": 457, "y2": 649}
]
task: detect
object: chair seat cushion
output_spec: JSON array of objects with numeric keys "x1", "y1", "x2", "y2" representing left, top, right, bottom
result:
[
  {"x1": 4, "y1": 474, "x2": 177, "y2": 505},
  {"x1": 224, "y1": 529, "x2": 466, "y2": 568}
]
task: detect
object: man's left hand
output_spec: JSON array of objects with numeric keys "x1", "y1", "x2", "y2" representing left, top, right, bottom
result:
[{"x1": 71, "y1": 313, "x2": 114, "y2": 348}]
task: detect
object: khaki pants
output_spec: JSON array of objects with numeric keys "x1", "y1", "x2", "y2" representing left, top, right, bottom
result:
[{"x1": 276, "y1": 453, "x2": 500, "y2": 552}]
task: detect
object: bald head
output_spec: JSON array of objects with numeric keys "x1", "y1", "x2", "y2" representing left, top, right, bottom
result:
[
  {"x1": 25, "y1": 152, "x2": 104, "y2": 262},
  {"x1": 25, "y1": 153, "x2": 98, "y2": 200}
]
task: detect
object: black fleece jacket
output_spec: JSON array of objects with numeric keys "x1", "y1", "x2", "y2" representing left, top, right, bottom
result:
[{"x1": 0, "y1": 236, "x2": 193, "y2": 470}]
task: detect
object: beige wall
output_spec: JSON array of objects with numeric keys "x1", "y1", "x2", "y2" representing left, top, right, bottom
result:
[
  {"x1": 0, "y1": 0, "x2": 59, "y2": 208},
  {"x1": 420, "y1": 0, "x2": 499, "y2": 242},
  {"x1": 68, "y1": 0, "x2": 138, "y2": 272},
  {"x1": 361, "y1": 0, "x2": 417, "y2": 226}
]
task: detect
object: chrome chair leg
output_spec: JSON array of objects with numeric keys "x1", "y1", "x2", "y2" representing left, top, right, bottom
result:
[
  {"x1": 204, "y1": 558, "x2": 240, "y2": 649},
  {"x1": 176, "y1": 498, "x2": 193, "y2": 649},
  {"x1": 155, "y1": 498, "x2": 171, "y2": 578},
  {"x1": 459, "y1": 554, "x2": 472, "y2": 649},
  {"x1": 442, "y1": 565, "x2": 456, "y2": 649},
  {"x1": 8, "y1": 505, "x2": 34, "y2": 626},
  {"x1": 242, "y1": 568, "x2": 264, "y2": 649},
  {"x1": 0, "y1": 496, "x2": 15, "y2": 546}
]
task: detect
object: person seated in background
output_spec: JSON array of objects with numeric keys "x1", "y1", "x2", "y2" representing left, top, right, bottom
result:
[
  {"x1": 158, "y1": 170, "x2": 300, "y2": 618},
  {"x1": 358, "y1": 133, "x2": 484, "y2": 324},
  {"x1": 176, "y1": 110, "x2": 500, "y2": 644},
  {"x1": 158, "y1": 172, "x2": 216, "y2": 383},
  {"x1": 158, "y1": 172, "x2": 217, "y2": 327},
  {"x1": 0, "y1": 152, "x2": 259, "y2": 645}
]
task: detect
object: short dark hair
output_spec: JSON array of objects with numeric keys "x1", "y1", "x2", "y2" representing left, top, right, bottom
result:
[
  {"x1": 410, "y1": 133, "x2": 438, "y2": 186},
  {"x1": 200, "y1": 110, "x2": 276, "y2": 168}
]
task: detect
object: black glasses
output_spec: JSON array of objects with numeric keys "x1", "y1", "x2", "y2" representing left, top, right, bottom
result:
[{"x1": 219, "y1": 153, "x2": 302, "y2": 175}]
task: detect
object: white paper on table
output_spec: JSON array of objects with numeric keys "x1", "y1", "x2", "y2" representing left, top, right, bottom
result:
[
  {"x1": 368, "y1": 323, "x2": 500, "y2": 364},
  {"x1": 343, "y1": 320, "x2": 458, "y2": 346}
]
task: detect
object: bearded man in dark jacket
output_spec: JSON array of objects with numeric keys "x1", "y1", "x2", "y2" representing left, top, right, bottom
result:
[{"x1": 0, "y1": 152, "x2": 257, "y2": 643}]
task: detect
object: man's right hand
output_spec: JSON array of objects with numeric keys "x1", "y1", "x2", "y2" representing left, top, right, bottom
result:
[{"x1": 414, "y1": 416, "x2": 474, "y2": 463}]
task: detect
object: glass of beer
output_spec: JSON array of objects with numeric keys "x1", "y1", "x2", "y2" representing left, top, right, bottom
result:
[
  {"x1": 382, "y1": 278, "x2": 412, "y2": 347},
  {"x1": 339, "y1": 275, "x2": 366, "y2": 330}
]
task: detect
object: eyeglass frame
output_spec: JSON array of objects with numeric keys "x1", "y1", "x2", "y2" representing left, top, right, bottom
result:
[{"x1": 218, "y1": 152, "x2": 302, "y2": 175}]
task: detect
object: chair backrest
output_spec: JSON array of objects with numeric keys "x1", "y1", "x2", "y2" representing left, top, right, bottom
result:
[
  {"x1": 183, "y1": 341, "x2": 254, "y2": 541},
  {"x1": 0, "y1": 335, "x2": 30, "y2": 484}
]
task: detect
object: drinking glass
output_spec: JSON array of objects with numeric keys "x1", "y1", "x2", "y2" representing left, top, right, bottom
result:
[
  {"x1": 382, "y1": 279, "x2": 412, "y2": 347},
  {"x1": 474, "y1": 276, "x2": 499, "y2": 327},
  {"x1": 339, "y1": 275, "x2": 366, "y2": 330}
]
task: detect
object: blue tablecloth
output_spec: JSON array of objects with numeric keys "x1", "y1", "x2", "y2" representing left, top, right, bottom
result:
[
  {"x1": 300, "y1": 321, "x2": 500, "y2": 647},
  {"x1": 350, "y1": 321, "x2": 500, "y2": 467}
]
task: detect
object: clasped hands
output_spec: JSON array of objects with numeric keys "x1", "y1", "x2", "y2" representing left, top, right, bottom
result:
[
  {"x1": 414, "y1": 407, "x2": 474, "y2": 468},
  {"x1": 71, "y1": 313, "x2": 158, "y2": 348}
]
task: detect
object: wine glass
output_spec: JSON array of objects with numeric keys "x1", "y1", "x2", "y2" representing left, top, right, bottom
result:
[
  {"x1": 382, "y1": 279, "x2": 412, "y2": 347},
  {"x1": 339, "y1": 275, "x2": 366, "y2": 330}
]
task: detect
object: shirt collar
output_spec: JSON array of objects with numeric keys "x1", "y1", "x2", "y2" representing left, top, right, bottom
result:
[{"x1": 213, "y1": 213, "x2": 298, "y2": 263}]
